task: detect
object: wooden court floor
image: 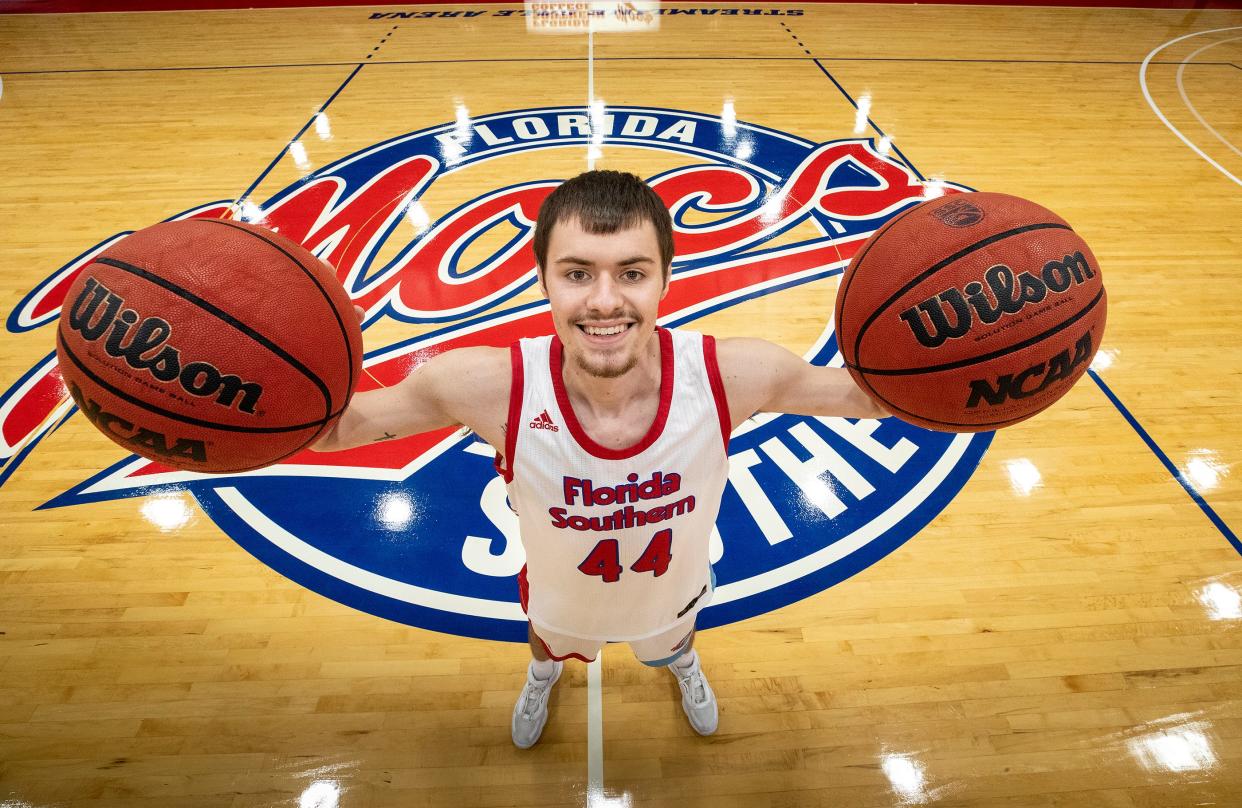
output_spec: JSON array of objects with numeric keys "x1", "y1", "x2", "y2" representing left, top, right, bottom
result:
[{"x1": 1, "y1": 2, "x2": 1241, "y2": 806}]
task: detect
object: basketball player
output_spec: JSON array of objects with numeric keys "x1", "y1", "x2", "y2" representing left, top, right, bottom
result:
[{"x1": 312, "y1": 171, "x2": 888, "y2": 747}]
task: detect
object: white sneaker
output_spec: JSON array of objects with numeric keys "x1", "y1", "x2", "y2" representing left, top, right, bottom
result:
[
  {"x1": 670, "y1": 650, "x2": 718, "y2": 735},
  {"x1": 511, "y1": 660, "x2": 562, "y2": 749}
]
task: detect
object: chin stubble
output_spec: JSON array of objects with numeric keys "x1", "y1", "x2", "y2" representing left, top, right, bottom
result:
[{"x1": 573, "y1": 350, "x2": 639, "y2": 379}]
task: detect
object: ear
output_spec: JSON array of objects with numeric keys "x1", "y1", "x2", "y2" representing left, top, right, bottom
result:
[
  {"x1": 537, "y1": 266, "x2": 549, "y2": 299},
  {"x1": 659, "y1": 266, "x2": 671, "y2": 301}
]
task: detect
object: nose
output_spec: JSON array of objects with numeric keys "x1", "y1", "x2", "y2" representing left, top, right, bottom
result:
[{"x1": 585, "y1": 272, "x2": 623, "y2": 315}]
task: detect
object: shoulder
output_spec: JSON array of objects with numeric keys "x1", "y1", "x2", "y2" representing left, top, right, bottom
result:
[
  {"x1": 433, "y1": 344, "x2": 513, "y2": 375},
  {"x1": 417, "y1": 345, "x2": 513, "y2": 434},
  {"x1": 425, "y1": 345, "x2": 513, "y2": 401},
  {"x1": 712, "y1": 336, "x2": 792, "y2": 375},
  {"x1": 701, "y1": 337, "x2": 797, "y2": 427}
]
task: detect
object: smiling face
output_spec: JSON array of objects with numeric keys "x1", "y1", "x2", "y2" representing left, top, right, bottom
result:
[{"x1": 539, "y1": 216, "x2": 670, "y2": 379}]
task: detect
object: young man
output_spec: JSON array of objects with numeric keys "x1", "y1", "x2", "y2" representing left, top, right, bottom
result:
[{"x1": 312, "y1": 170, "x2": 888, "y2": 748}]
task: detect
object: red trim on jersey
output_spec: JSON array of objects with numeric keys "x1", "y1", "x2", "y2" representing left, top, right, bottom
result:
[
  {"x1": 549, "y1": 327, "x2": 674, "y2": 460},
  {"x1": 494, "y1": 342, "x2": 524, "y2": 483},
  {"x1": 702, "y1": 335, "x2": 731, "y2": 452},
  {"x1": 533, "y1": 632, "x2": 595, "y2": 664},
  {"x1": 518, "y1": 565, "x2": 597, "y2": 663}
]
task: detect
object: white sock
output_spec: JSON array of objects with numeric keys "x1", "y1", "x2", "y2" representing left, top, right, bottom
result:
[
  {"x1": 530, "y1": 657, "x2": 558, "y2": 681},
  {"x1": 669, "y1": 650, "x2": 697, "y2": 673}
]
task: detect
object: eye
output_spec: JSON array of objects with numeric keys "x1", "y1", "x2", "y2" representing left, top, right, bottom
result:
[
  {"x1": 622, "y1": 269, "x2": 645, "y2": 282},
  {"x1": 567, "y1": 269, "x2": 590, "y2": 282}
]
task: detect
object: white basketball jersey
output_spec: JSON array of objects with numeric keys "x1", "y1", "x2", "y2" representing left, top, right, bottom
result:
[{"x1": 498, "y1": 328, "x2": 731, "y2": 641}]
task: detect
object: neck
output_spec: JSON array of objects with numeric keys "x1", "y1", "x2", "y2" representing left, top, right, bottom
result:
[{"x1": 561, "y1": 329, "x2": 663, "y2": 415}]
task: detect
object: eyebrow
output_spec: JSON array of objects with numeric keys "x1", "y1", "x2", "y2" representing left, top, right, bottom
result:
[{"x1": 554, "y1": 255, "x2": 655, "y2": 266}]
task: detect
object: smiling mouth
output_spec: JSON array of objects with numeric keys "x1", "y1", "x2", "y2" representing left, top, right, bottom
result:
[{"x1": 577, "y1": 323, "x2": 635, "y2": 338}]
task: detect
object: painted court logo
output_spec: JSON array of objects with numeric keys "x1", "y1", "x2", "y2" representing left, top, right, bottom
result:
[{"x1": 2, "y1": 106, "x2": 990, "y2": 641}]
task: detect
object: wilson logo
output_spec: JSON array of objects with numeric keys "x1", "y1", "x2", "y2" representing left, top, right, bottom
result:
[
  {"x1": 899, "y1": 251, "x2": 1096, "y2": 349},
  {"x1": 529, "y1": 410, "x2": 559, "y2": 432},
  {"x1": 966, "y1": 331, "x2": 1094, "y2": 408},
  {"x1": 67, "y1": 382, "x2": 208, "y2": 463},
  {"x1": 66, "y1": 277, "x2": 263, "y2": 414}
]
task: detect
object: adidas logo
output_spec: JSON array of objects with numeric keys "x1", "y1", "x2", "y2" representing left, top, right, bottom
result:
[{"x1": 529, "y1": 410, "x2": 559, "y2": 432}]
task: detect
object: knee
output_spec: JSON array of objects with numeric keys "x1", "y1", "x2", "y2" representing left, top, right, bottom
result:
[{"x1": 528, "y1": 624, "x2": 552, "y2": 662}]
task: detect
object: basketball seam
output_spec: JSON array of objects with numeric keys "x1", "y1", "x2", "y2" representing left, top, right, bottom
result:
[
  {"x1": 835, "y1": 198, "x2": 924, "y2": 347},
  {"x1": 198, "y1": 219, "x2": 356, "y2": 412},
  {"x1": 57, "y1": 328, "x2": 345, "y2": 434},
  {"x1": 856, "y1": 365, "x2": 1065, "y2": 431},
  {"x1": 851, "y1": 222, "x2": 1073, "y2": 365},
  {"x1": 94, "y1": 255, "x2": 334, "y2": 421},
  {"x1": 221, "y1": 425, "x2": 333, "y2": 471},
  {"x1": 852, "y1": 287, "x2": 1105, "y2": 376}
]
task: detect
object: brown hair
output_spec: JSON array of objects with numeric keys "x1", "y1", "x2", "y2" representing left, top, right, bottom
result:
[{"x1": 532, "y1": 170, "x2": 675, "y2": 275}]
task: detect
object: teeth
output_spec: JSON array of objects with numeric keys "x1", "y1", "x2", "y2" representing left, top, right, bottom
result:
[{"x1": 583, "y1": 324, "x2": 627, "y2": 336}]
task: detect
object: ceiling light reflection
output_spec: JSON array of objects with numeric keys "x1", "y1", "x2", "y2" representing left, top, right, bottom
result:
[
  {"x1": 1197, "y1": 581, "x2": 1241, "y2": 620},
  {"x1": 377, "y1": 491, "x2": 415, "y2": 531},
  {"x1": 431, "y1": 101, "x2": 474, "y2": 166},
  {"x1": 299, "y1": 780, "x2": 341, "y2": 808},
  {"x1": 759, "y1": 192, "x2": 786, "y2": 226},
  {"x1": 314, "y1": 112, "x2": 332, "y2": 141},
  {"x1": 1127, "y1": 723, "x2": 1217, "y2": 773},
  {"x1": 798, "y1": 475, "x2": 843, "y2": 518},
  {"x1": 140, "y1": 492, "x2": 193, "y2": 532},
  {"x1": 734, "y1": 137, "x2": 754, "y2": 161},
  {"x1": 454, "y1": 100, "x2": 473, "y2": 143},
  {"x1": 1183, "y1": 450, "x2": 1228, "y2": 492},
  {"x1": 406, "y1": 202, "x2": 431, "y2": 236},
  {"x1": 881, "y1": 754, "x2": 928, "y2": 803},
  {"x1": 237, "y1": 198, "x2": 265, "y2": 223},
  {"x1": 586, "y1": 786, "x2": 632, "y2": 808},
  {"x1": 922, "y1": 178, "x2": 945, "y2": 199},
  {"x1": 289, "y1": 140, "x2": 311, "y2": 172},
  {"x1": 1090, "y1": 348, "x2": 1117, "y2": 372},
  {"x1": 1005, "y1": 458, "x2": 1042, "y2": 497},
  {"x1": 722, "y1": 98, "x2": 737, "y2": 140},
  {"x1": 589, "y1": 99, "x2": 607, "y2": 145},
  {"x1": 854, "y1": 92, "x2": 872, "y2": 134}
]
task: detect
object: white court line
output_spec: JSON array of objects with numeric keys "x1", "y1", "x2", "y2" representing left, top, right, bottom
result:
[
  {"x1": 1176, "y1": 36, "x2": 1242, "y2": 162},
  {"x1": 1140, "y1": 26, "x2": 1242, "y2": 186},
  {"x1": 587, "y1": 28, "x2": 596, "y2": 171},
  {"x1": 586, "y1": 654, "x2": 604, "y2": 801}
]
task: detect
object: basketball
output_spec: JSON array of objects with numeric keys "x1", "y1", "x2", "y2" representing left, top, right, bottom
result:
[
  {"x1": 834, "y1": 192, "x2": 1106, "y2": 432},
  {"x1": 55, "y1": 219, "x2": 363, "y2": 473}
]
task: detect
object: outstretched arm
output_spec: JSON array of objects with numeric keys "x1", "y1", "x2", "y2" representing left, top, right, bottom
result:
[
  {"x1": 311, "y1": 346, "x2": 510, "y2": 452},
  {"x1": 715, "y1": 337, "x2": 889, "y2": 428}
]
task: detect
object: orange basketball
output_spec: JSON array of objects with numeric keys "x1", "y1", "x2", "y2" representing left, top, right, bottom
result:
[
  {"x1": 56, "y1": 219, "x2": 362, "y2": 473},
  {"x1": 834, "y1": 192, "x2": 1106, "y2": 432}
]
